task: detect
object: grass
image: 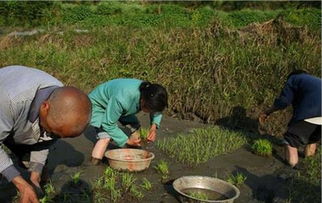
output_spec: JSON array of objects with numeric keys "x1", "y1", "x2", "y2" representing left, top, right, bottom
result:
[
  {"x1": 154, "y1": 160, "x2": 169, "y2": 180},
  {"x1": 0, "y1": 13, "x2": 319, "y2": 138},
  {"x1": 227, "y1": 172, "x2": 247, "y2": 187},
  {"x1": 156, "y1": 126, "x2": 248, "y2": 165},
  {"x1": 251, "y1": 139, "x2": 273, "y2": 157}
]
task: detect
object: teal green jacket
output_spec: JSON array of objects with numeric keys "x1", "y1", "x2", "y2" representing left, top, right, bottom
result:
[{"x1": 88, "y1": 78, "x2": 162, "y2": 147}]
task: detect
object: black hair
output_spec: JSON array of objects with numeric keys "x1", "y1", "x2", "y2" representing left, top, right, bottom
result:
[
  {"x1": 139, "y1": 81, "x2": 168, "y2": 112},
  {"x1": 287, "y1": 69, "x2": 307, "y2": 80}
]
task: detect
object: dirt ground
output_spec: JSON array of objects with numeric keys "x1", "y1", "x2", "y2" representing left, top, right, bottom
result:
[{"x1": 0, "y1": 113, "x2": 294, "y2": 203}]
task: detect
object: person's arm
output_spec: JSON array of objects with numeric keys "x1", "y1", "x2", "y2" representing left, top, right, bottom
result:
[
  {"x1": 29, "y1": 149, "x2": 49, "y2": 186},
  {"x1": 0, "y1": 100, "x2": 39, "y2": 202},
  {"x1": 259, "y1": 77, "x2": 295, "y2": 123},
  {"x1": 101, "y1": 97, "x2": 134, "y2": 147},
  {"x1": 147, "y1": 113, "x2": 162, "y2": 142}
]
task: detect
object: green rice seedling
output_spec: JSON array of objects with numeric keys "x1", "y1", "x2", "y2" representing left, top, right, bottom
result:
[
  {"x1": 251, "y1": 139, "x2": 273, "y2": 157},
  {"x1": 187, "y1": 192, "x2": 208, "y2": 200},
  {"x1": 227, "y1": 172, "x2": 247, "y2": 187},
  {"x1": 71, "y1": 171, "x2": 82, "y2": 185},
  {"x1": 139, "y1": 127, "x2": 149, "y2": 140},
  {"x1": 129, "y1": 185, "x2": 144, "y2": 200},
  {"x1": 156, "y1": 127, "x2": 248, "y2": 165},
  {"x1": 121, "y1": 172, "x2": 136, "y2": 191},
  {"x1": 140, "y1": 178, "x2": 152, "y2": 191},
  {"x1": 39, "y1": 181, "x2": 56, "y2": 203},
  {"x1": 154, "y1": 160, "x2": 169, "y2": 180}
]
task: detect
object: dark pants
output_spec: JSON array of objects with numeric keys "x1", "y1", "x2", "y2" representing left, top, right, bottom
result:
[{"x1": 284, "y1": 121, "x2": 321, "y2": 148}]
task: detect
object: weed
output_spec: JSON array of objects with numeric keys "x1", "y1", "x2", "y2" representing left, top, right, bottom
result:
[
  {"x1": 227, "y1": 172, "x2": 247, "y2": 187},
  {"x1": 141, "y1": 178, "x2": 152, "y2": 191},
  {"x1": 154, "y1": 160, "x2": 169, "y2": 180},
  {"x1": 251, "y1": 139, "x2": 272, "y2": 157}
]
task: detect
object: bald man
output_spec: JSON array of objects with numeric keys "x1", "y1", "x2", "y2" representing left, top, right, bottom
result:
[{"x1": 0, "y1": 66, "x2": 91, "y2": 203}]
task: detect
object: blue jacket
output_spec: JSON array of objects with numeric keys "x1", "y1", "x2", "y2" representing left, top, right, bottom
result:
[{"x1": 274, "y1": 73, "x2": 321, "y2": 124}]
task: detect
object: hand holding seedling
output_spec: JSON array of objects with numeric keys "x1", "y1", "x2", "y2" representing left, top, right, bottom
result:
[
  {"x1": 12, "y1": 176, "x2": 39, "y2": 203},
  {"x1": 258, "y1": 112, "x2": 268, "y2": 124},
  {"x1": 147, "y1": 124, "x2": 157, "y2": 142},
  {"x1": 127, "y1": 131, "x2": 141, "y2": 146}
]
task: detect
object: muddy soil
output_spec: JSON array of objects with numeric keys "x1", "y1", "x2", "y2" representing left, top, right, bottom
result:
[{"x1": 0, "y1": 113, "x2": 294, "y2": 203}]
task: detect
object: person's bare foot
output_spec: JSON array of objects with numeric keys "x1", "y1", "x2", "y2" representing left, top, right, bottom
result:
[{"x1": 91, "y1": 157, "x2": 101, "y2": 165}]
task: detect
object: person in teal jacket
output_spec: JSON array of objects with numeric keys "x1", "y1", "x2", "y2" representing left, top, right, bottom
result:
[{"x1": 89, "y1": 78, "x2": 168, "y2": 164}]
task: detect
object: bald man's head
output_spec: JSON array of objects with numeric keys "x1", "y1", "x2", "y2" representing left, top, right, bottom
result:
[{"x1": 39, "y1": 86, "x2": 91, "y2": 138}]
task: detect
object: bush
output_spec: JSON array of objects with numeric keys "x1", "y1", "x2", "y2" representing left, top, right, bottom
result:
[
  {"x1": 251, "y1": 139, "x2": 272, "y2": 156},
  {"x1": 0, "y1": 1, "x2": 55, "y2": 26}
]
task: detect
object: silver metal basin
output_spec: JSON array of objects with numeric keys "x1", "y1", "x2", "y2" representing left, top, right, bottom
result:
[{"x1": 173, "y1": 176, "x2": 240, "y2": 203}]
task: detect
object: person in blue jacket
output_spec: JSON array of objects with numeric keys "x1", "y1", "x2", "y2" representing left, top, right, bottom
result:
[
  {"x1": 259, "y1": 70, "x2": 321, "y2": 168},
  {"x1": 89, "y1": 78, "x2": 168, "y2": 164}
]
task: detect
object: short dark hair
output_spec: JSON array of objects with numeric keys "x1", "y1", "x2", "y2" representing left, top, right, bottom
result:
[{"x1": 139, "y1": 81, "x2": 168, "y2": 112}]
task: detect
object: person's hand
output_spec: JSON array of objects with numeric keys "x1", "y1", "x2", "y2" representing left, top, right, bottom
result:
[
  {"x1": 259, "y1": 112, "x2": 268, "y2": 124},
  {"x1": 127, "y1": 131, "x2": 141, "y2": 146},
  {"x1": 12, "y1": 176, "x2": 39, "y2": 203},
  {"x1": 30, "y1": 172, "x2": 41, "y2": 188},
  {"x1": 147, "y1": 124, "x2": 157, "y2": 142}
]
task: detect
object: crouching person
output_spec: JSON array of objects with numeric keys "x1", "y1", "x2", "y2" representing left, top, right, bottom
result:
[
  {"x1": 89, "y1": 78, "x2": 168, "y2": 165},
  {"x1": 0, "y1": 66, "x2": 91, "y2": 203},
  {"x1": 259, "y1": 70, "x2": 321, "y2": 168}
]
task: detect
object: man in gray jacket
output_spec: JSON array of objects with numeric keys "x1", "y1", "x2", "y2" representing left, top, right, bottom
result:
[{"x1": 0, "y1": 65, "x2": 91, "y2": 203}]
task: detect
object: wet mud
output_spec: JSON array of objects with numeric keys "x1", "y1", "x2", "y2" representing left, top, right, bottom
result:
[{"x1": 1, "y1": 113, "x2": 293, "y2": 202}]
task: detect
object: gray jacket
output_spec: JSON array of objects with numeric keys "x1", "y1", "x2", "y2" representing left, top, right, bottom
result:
[{"x1": 0, "y1": 65, "x2": 63, "y2": 181}]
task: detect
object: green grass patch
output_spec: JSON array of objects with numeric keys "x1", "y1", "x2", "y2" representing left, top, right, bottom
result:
[
  {"x1": 251, "y1": 139, "x2": 273, "y2": 157},
  {"x1": 0, "y1": 6, "x2": 320, "y2": 138},
  {"x1": 156, "y1": 127, "x2": 248, "y2": 165}
]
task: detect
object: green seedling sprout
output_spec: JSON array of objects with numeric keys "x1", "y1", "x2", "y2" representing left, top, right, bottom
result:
[
  {"x1": 251, "y1": 139, "x2": 272, "y2": 157},
  {"x1": 140, "y1": 128, "x2": 149, "y2": 140},
  {"x1": 227, "y1": 172, "x2": 247, "y2": 187},
  {"x1": 188, "y1": 192, "x2": 209, "y2": 200},
  {"x1": 121, "y1": 173, "x2": 136, "y2": 191},
  {"x1": 154, "y1": 160, "x2": 169, "y2": 180},
  {"x1": 130, "y1": 185, "x2": 144, "y2": 200},
  {"x1": 71, "y1": 171, "x2": 82, "y2": 185},
  {"x1": 141, "y1": 178, "x2": 152, "y2": 191}
]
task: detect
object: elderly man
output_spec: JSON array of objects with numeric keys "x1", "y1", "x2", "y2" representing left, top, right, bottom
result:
[
  {"x1": 259, "y1": 70, "x2": 321, "y2": 168},
  {"x1": 0, "y1": 65, "x2": 91, "y2": 203}
]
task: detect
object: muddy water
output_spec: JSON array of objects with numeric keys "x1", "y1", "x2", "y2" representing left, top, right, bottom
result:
[
  {"x1": 182, "y1": 188, "x2": 227, "y2": 201},
  {"x1": 0, "y1": 113, "x2": 291, "y2": 202}
]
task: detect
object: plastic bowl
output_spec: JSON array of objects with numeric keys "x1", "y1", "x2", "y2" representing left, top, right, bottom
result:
[{"x1": 105, "y1": 148, "x2": 154, "y2": 171}]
